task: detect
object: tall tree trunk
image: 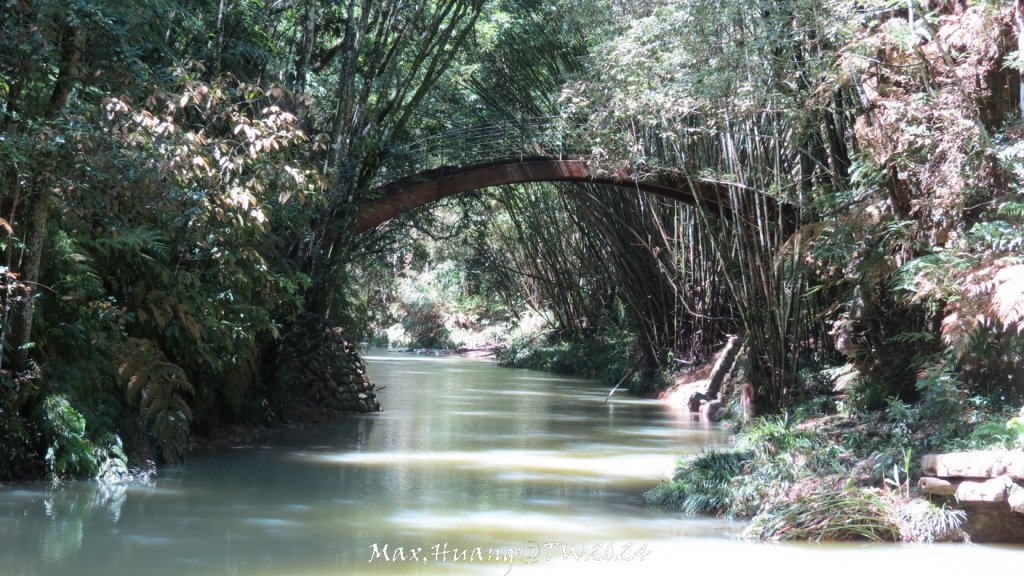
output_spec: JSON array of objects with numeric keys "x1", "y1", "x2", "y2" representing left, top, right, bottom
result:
[
  {"x1": 9, "y1": 19, "x2": 83, "y2": 383},
  {"x1": 294, "y1": 0, "x2": 317, "y2": 96},
  {"x1": 45, "y1": 22, "x2": 84, "y2": 118},
  {"x1": 215, "y1": 0, "x2": 229, "y2": 74},
  {"x1": 9, "y1": 187, "x2": 49, "y2": 377},
  {"x1": 1017, "y1": 0, "x2": 1024, "y2": 116}
]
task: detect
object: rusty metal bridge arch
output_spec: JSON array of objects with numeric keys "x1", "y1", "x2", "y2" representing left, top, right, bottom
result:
[{"x1": 352, "y1": 117, "x2": 794, "y2": 234}]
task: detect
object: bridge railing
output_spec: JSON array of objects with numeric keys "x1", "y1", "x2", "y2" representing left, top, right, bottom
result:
[{"x1": 376, "y1": 117, "x2": 587, "y2": 185}]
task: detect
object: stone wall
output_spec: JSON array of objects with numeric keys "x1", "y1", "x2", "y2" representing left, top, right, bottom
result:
[
  {"x1": 333, "y1": 336, "x2": 382, "y2": 414},
  {"x1": 274, "y1": 321, "x2": 382, "y2": 420},
  {"x1": 919, "y1": 451, "x2": 1024, "y2": 543}
]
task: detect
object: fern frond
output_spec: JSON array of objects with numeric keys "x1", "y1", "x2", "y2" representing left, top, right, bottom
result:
[
  {"x1": 991, "y1": 265, "x2": 1024, "y2": 332},
  {"x1": 997, "y1": 200, "x2": 1024, "y2": 219},
  {"x1": 90, "y1": 226, "x2": 170, "y2": 260},
  {"x1": 117, "y1": 338, "x2": 194, "y2": 463}
]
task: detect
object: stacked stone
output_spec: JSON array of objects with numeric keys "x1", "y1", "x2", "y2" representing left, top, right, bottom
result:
[
  {"x1": 335, "y1": 336, "x2": 381, "y2": 413},
  {"x1": 280, "y1": 322, "x2": 382, "y2": 416},
  {"x1": 919, "y1": 451, "x2": 1024, "y2": 542}
]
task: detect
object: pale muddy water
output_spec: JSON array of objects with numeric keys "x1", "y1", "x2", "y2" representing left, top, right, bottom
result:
[{"x1": 0, "y1": 351, "x2": 1019, "y2": 575}]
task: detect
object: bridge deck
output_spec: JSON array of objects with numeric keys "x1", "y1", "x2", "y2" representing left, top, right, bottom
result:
[{"x1": 353, "y1": 157, "x2": 793, "y2": 234}]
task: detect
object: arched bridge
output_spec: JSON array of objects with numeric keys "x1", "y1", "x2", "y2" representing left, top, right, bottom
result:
[{"x1": 353, "y1": 118, "x2": 794, "y2": 234}]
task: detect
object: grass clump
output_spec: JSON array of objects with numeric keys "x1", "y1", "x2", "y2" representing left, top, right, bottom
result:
[
  {"x1": 744, "y1": 489, "x2": 966, "y2": 543},
  {"x1": 893, "y1": 498, "x2": 967, "y2": 543},
  {"x1": 744, "y1": 487, "x2": 899, "y2": 542},
  {"x1": 643, "y1": 449, "x2": 751, "y2": 515}
]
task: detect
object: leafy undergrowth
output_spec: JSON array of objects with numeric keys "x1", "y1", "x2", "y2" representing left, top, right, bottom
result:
[{"x1": 644, "y1": 401, "x2": 972, "y2": 543}]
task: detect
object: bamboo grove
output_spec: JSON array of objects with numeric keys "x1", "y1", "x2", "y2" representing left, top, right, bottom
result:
[{"x1": 358, "y1": 0, "x2": 1022, "y2": 410}]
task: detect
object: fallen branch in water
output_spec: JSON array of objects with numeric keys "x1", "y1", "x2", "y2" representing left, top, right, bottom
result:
[{"x1": 605, "y1": 363, "x2": 639, "y2": 403}]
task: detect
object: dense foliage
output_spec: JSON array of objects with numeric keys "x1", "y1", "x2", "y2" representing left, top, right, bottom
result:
[
  {"x1": 644, "y1": 403, "x2": 971, "y2": 542},
  {"x1": 0, "y1": 0, "x2": 485, "y2": 477},
  {"x1": 1, "y1": 0, "x2": 1022, "y2": 486}
]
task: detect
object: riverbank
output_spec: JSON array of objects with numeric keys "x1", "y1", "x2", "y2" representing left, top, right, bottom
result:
[
  {"x1": 387, "y1": 345, "x2": 499, "y2": 359},
  {"x1": 494, "y1": 334, "x2": 666, "y2": 396},
  {"x1": 647, "y1": 393, "x2": 1024, "y2": 543}
]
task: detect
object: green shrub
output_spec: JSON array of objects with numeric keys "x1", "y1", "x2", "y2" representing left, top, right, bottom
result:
[
  {"x1": 118, "y1": 338, "x2": 194, "y2": 463},
  {"x1": 40, "y1": 395, "x2": 98, "y2": 481},
  {"x1": 92, "y1": 434, "x2": 131, "y2": 481},
  {"x1": 967, "y1": 414, "x2": 1024, "y2": 450},
  {"x1": 497, "y1": 332, "x2": 664, "y2": 391},
  {"x1": 0, "y1": 405, "x2": 42, "y2": 481},
  {"x1": 400, "y1": 298, "x2": 452, "y2": 349}
]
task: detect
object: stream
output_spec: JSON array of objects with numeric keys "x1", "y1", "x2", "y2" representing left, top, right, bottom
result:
[{"x1": 0, "y1": 351, "x2": 1018, "y2": 574}]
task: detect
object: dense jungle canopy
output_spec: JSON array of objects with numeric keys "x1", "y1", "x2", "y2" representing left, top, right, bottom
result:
[{"x1": 1, "y1": 0, "x2": 1022, "y2": 482}]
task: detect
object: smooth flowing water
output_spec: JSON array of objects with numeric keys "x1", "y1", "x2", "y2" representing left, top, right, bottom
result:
[{"x1": 0, "y1": 351, "x2": 1018, "y2": 575}]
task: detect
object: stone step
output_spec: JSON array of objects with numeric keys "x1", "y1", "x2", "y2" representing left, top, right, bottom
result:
[
  {"x1": 918, "y1": 476, "x2": 956, "y2": 496},
  {"x1": 954, "y1": 475, "x2": 1015, "y2": 503},
  {"x1": 921, "y1": 451, "x2": 1024, "y2": 479},
  {"x1": 918, "y1": 475, "x2": 1021, "y2": 503}
]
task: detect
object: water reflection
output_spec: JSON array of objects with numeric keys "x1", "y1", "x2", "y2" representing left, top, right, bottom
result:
[{"x1": 0, "y1": 351, "x2": 1016, "y2": 575}]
